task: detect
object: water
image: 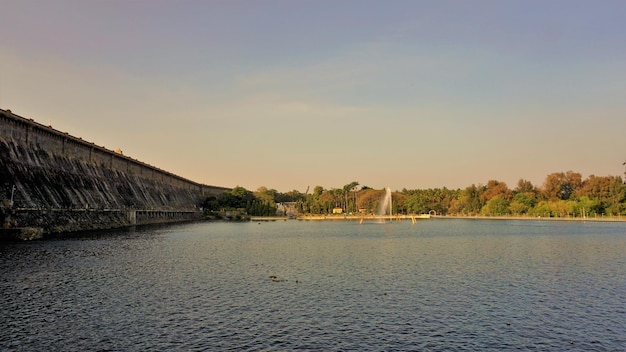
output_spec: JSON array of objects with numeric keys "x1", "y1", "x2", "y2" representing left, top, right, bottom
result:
[
  {"x1": 378, "y1": 187, "x2": 392, "y2": 218},
  {"x1": 1, "y1": 219, "x2": 624, "y2": 351}
]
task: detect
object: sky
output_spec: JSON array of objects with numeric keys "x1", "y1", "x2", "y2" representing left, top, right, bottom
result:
[{"x1": 1, "y1": 0, "x2": 625, "y2": 192}]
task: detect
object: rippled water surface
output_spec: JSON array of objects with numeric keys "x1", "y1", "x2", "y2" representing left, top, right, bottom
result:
[{"x1": 1, "y1": 219, "x2": 625, "y2": 351}]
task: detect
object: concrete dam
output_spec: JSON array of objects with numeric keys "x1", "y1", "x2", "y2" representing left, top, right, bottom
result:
[{"x1": 0, "y1": 108, "x2": 230, "y2": 239}]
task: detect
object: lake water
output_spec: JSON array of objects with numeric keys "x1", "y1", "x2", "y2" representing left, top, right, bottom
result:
[{"x1": 1, "y1": 219, "x2": 624, "y2": 351}]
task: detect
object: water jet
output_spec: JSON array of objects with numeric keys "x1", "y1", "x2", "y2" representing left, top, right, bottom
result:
[{"x1": 377, "y1": 187, "x2": 392, "y2": 223}]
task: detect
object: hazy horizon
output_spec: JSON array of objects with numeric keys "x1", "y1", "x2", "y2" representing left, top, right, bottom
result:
[{"x1": 1, "y1": 1, "x2": 625, "y2": 192}]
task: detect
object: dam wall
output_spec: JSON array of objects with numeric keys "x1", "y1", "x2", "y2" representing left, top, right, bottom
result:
[{"x1": 0, "y1": 108, "x2": 230, "y2": 237}]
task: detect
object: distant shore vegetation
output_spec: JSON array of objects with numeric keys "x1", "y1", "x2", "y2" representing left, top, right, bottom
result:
[{"x1": 203, "y1": 171, "x2": 626, "y2": 218}]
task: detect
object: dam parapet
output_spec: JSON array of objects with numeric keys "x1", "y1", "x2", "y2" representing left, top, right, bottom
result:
[{"x1": 0, "y1": 108, "x2": 229, "y2": 238}]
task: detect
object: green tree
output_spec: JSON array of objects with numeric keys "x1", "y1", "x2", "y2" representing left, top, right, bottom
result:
[
  {"x1": 509, "y1": 192, "x2": 536, "y2": 215},
  {"x1": 230, "y1": 186, "x2": 255, "y2": 206},
  {"x1": 575, "y1": 196, "x2": 600, "y2": 217},
  {"x1": 550, "y1": 200, "x2": 576, "y2": 217},
  {"x1": 313, "y1": 186, "x2": 324, "y2": 198},
  {"x1": 405, "y1": 192, "x2": 429, "y2": 214},
  {"x1": 530, "y1": 200, "x2": 551, "y2": 217},
  {"x1": 254, "y1": 186, "x2": 277, "y2": 205},
  {"x1": 214, "y1": 186, "x2": 277, "y2": 216},
  {"x1": 403, "y1": 188, "x2": 458, "y2": 215},
  {"x1": 578, "y1": 175, "x2": 625, "y2": 215},
  {"x1": 449, "y1": 184, "x2": 484, "y2": 215},
  {"x1": 279, "y1": 189, "x2": 306, "y2": 203},
  {"x1": 306, "y1": 186, "x2": 324, "y2": 214},
  {"x1": 343, "y1": 181, "x2": 359, "y2": 213},
  {"x1": 202, "y1": 196, "x2": 220, "y2": 212},
  {"x1": 217, "y1": 191, "x2": 240, "y2": 209},
  {"x1": 327, "y1": 188, "x2": 344, "y2": 210},
  {"x1": 392, "y1": 191, "x2": 408, "y2": 214},
  {"x1": 481, "y1": 196, "x2": 510, "y2": 216}
]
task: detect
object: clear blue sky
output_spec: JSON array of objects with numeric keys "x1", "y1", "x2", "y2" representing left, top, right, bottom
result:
[{"x1": 1, "y1": 0, "x2": 625, "y2": 192}]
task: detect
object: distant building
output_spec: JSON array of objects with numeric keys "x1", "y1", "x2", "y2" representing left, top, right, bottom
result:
[{"x1": 332, "y1": 207, "x2": 343, "y2": 214}]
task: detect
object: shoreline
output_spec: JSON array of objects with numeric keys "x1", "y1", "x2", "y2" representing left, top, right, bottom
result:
[
  {"x1": 253, "y1": 214, "x2": 626, "y2": 223},
  {"x1": 432, "y1": 215, "x2": 626, "y2": 222}
]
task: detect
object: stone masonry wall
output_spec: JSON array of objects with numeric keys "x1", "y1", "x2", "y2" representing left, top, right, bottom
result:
[{"x1": 0, "y1": 109, "x2": 229, "y2": 235}]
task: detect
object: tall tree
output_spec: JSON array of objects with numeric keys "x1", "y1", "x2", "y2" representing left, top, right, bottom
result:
[
  {"x1": 481, "y1": 180, "x2": 512, "y2": 202},
  {"x1": 578, "y1": 175, "x2": 625, "y2": 215},
  {"x1": 313, "y1": 186, "x2": 324, "y2": 198},
  {"x1": 449, "y1": 184, "x2": 484, "y2": 215},
  {"x1": 254, "y1": 186, "x2": 277, "y2": 205},
  {"x1": 541, "y1": 171, "x2": 582, "y2": 201},
  {"x1": 342, "y1": 181, "x2": 359, "y2": 213},
  {"x1": 328, "y1": 188, "x2": 344, "y2": 209},
  {"x1": 514, "y1": 179, "x2": 537, "y2": 195},
  {"x1": 392, "y1": 191, "x2": 408, "y2": 214}
]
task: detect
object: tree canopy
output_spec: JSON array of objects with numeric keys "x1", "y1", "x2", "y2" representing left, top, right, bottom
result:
[{"x1": 203, "y1": 171, "x2": 626, "y2": 218}]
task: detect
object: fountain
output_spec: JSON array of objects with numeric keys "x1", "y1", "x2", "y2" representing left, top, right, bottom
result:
[{"x1": 377, "y1": 187, "x2": 392, "y2": 222}]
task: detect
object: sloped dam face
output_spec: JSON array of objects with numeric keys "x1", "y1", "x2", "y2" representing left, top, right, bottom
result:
[{"x1": 0, "y1": 109, "x2": 228, "y2": 238}]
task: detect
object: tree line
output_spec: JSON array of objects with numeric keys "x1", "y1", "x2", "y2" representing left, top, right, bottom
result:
[{"x1": 203, "y1": 171, "x2": 626, "y2": 218}]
